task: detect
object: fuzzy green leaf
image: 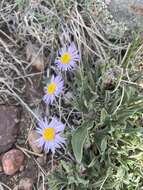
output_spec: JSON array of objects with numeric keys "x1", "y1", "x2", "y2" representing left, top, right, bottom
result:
[{"x1": 72, "y1": 124, "x2": 88, "y2": 163}]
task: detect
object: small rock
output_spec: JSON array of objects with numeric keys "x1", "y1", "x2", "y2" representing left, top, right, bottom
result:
[
  {"x1": 28, "y1": 130, "x2": 42, "y2": 154},
  {"x1": 2, "y1": 149, "x2": 24, "y2": 175},
  {"x1": 0, "y1": 106, "x2": 20, "y2": 153},
  {"x1": 19, "y1": 177, "x2": 34, "y2": 190}
]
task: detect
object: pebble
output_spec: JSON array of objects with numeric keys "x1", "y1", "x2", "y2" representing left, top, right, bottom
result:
[
  {"x1": 2, "y1": 149, "x2": 24, "y2": 175},
  {"x1": 28, "y1": 130, "x2": 42, "y2": 154}
]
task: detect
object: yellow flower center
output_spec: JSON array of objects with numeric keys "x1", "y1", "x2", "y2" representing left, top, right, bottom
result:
[
  {"x1": 43, "y1": 128, "x2": 55, "y2": 141},
  {"x1": 60, "y1": 52, "x2": 71, "y2": 64},
  {"x1": 47, "y1": 83, "x2": 56, "y2": 94}
]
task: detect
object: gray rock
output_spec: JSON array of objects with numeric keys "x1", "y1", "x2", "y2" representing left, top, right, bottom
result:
[
  {"x1": 0, "y1": 106, "x2": 20, "y2": 153},
  {"x1": 108, "y1": 0, "x2": 143, "y2": 29}
]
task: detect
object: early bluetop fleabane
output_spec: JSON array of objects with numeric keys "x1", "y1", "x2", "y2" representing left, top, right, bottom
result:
[
  {"x1": 36, "y1": 117, "x2": 65, "y2": 154},
  {"x1": 55, "y1": 42, "x2": 80, "y2": 71},
  {"x1": 43, "y1": 75, "x2": 64, "y2": 105}
]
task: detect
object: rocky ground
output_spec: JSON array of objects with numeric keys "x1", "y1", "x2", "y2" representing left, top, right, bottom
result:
[
  {"x1": 0, "y1": 106, "x2": 47, "y2": 189},
  {"x1": 0, "y1": 59, "x2": 48, "y2": 189},
  {"x1": 0, "y1": 0, "x2": 143, "y2": 190}
]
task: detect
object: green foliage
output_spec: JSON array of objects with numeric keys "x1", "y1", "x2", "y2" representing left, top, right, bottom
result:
[
  {"x1": 72, "y1": 122, "x2": 89, "y2": 163},
  {"x1": 46, "y1": 34, "x2": 143, "y2": 190},
  {"x1": 2, "y1": 0, "x2": 143, "y2": 188},
  {"x1": 71, "y1": 122, "x2": 92, "y2": 163},
  {"x1": 24, "y1": 0, "x2": 143, "y2": 188}
]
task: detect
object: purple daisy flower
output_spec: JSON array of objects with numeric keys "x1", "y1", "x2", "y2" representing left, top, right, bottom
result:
[
  {"x1": 36, "y1": 117, "x2": 66, "y2": 154},
  {"x1": 43, "y1": 75, "x2": 64, "y2": 105},
  {"x1": 55, "y1": 42, "x2": 80, "y2": 71}
]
